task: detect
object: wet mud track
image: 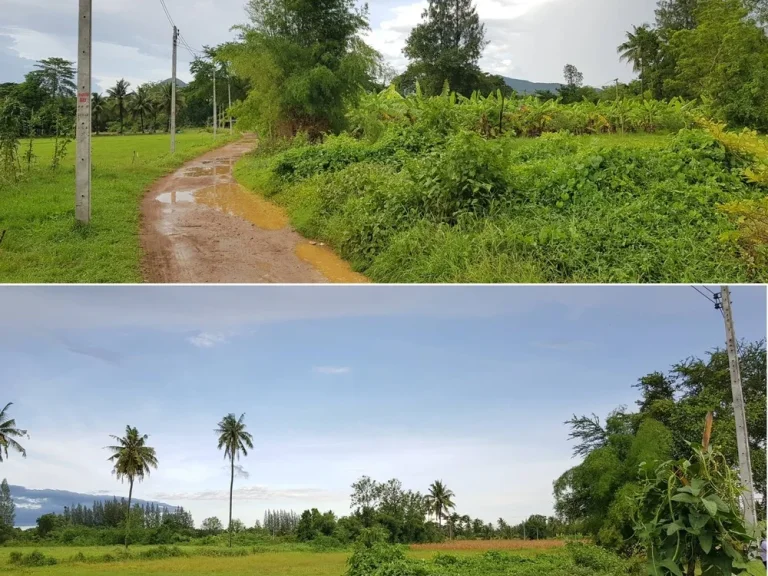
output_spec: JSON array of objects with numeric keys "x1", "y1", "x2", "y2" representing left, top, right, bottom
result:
[{"x1": 140, "y1": 137, "x2": 367, "y2": 283}]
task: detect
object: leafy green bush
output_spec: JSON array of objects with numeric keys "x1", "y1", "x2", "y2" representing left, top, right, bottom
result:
[
  {"x1": 8, "y1": 549, "x2": 58, "y2": 566},
  {"x1": 633, "y1": 444, "x2": 760, "y2": 576},
  {"x1": 136, "y1": 545, "x2": 187, "y2": 560},
  {"x1": 346, "y1": 541, "x2": 410, "y2": 576},
  {"x1": 236, "y1": 93, "x2": 767, "y2": 283},
  {"x1": 566, "y1": 542, "x2": 627, "y2": 572},
  {"x1": 196, "y1": 547, "x2": 250, "y2": 557}
]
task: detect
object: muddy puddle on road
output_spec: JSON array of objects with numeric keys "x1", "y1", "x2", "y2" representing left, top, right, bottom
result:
[
  {"x1": 196, "y1": 183, "x2": 289, "y2": 231},
  {"x1": 296, "y1": 243, "x2": 369, "y2": 284},
  {"x1": 146, "y1": 143, "x2": 368, "y2": 284}
]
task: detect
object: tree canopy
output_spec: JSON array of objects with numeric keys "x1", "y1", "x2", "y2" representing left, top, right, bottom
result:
[
  {"x1": 401, "y1": 0, "x2": 489, "y2": 96},
  {"x1": 554, "y1": 341, "x2": 766, "y2": 553},
  {"x1": 224, "y1": 0, "x2": 379, "y2": 139}
]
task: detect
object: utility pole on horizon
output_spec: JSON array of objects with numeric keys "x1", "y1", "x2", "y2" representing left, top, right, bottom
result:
[
  {"x1": 170, "y1": 25, "x2": 178, "y2": 153},
  {"x1": 227, "y1": 69, "x2": 232, "y2": 135},
  {"x1": 715, "y1": 287, "x2": 758, "y2": 530},
  {"x1": 75, "y1": 0, "x2": 92, "y2": 223},
  {"x1": 212, "y1": 63, "x2": 217, "y2": 138}
]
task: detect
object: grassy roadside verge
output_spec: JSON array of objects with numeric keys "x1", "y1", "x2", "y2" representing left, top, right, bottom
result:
[{"x1": 0, "y1": 132, "x2": 237, "y2": 283}]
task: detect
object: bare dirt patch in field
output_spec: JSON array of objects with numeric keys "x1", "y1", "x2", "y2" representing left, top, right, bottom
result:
[{"x1": 410, "y1": 539, "x2": 568, "y2": 552}]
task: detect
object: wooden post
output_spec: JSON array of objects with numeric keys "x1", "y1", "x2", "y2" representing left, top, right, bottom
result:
[
  {"x1": 720, "y1": 287, "x2": 757, "y2": 529},
  {"x1": 171, "y1": 26, "x2": 178, "y2": 153},
  {"x1": 75, "y1": 0, "x2": 92, "y2": 223}
]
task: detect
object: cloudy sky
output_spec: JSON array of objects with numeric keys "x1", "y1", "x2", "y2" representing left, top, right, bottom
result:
[
  {"x1": 2, "y1": 285, "x2": 765, "y2": 528},
  {"x1": 0, "y1": 0, "x2": 658, "y2": 94}
]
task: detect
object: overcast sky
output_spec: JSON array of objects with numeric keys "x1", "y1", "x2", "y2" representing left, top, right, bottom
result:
[
  {"x1": 2, "y1": 285, "x2": 765, "y2": 528},
  {"x1": 0, "y1": 0, "x2": 658, "y2": 93}
]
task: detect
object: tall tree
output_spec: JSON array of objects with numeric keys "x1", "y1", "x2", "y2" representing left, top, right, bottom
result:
[
  {"x1": 33, "y1": 58, "x2": 76, "y2": 99},
  {"x1": 0, "y1": 403, "x2": 27, "y2": 462},
  {"x1": 160, "y1": 82, "x2": 183, "y2": 132},
  {"x1": 91, "y1": 93, "x2": 105, "y2": 134},
  {"x1": 130, "y1": 85, "x2": 152, "y2": 133},
  {"x1": 105, "y1": 426, "x2": 158, "y2": 548},
  {"x1": 0, "y1": 479, "x2": 14, "y2": 528},
  {"x1": 656, "y1": 0, "x2": 700, "y2": 32},
  {"x1": 108, "y1": 79, "x2": 131, "y2": 134},
  {"x1": 668, "y1": 0, "x2": 768, "y2": 129},
  {"x1": 563, "y1": 64, "x2": 584, "y2": 88},
  {"x1": 554, "y1": 341, "x2": 767, "y2": 551},
  {"x1": 425, "y1": 480, "x2": 455, "y2": 528},
  {"x1": 402, "y1": 0, "x2": 488, "y2": 96},
  {"x1": 617, "y1": 25, "x2": 661, "y2": 96},
  {"x1": 226, "y1": 0, "x2": 377, "y2": 138},
  {"x1": 215, "y1": 413, "x2": 253, "y2": 547}
]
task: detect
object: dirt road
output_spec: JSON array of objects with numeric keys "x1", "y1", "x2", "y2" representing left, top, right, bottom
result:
[{"x1": 141, "y1": 137, "x2": 367, "y2": 283}]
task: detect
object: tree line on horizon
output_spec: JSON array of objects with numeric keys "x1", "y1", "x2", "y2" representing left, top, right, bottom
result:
[{"x1": 1, "y1": 0, "x2": 766, "y2": 146}]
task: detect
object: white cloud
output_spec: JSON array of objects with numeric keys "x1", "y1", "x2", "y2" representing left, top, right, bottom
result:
[
  {"x1": 13, "y1": 497, "x2": 46, "y2": 510},
  {"x1": 365, "y1": 0, "x2": 558, "y2": 77},
  {"x1": 153, "y1": 485, "x2": 340, "y2": 502},
  {"x1": 313, "y1": 366, "x2": 352, "y2": 375},
  {"x1": 186, "y1": 332, "x2": 227, "y2": 348}
]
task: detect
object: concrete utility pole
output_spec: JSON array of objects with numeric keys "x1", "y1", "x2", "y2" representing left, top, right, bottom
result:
[
  {"x1": 717, "y1": 287, "x2": 757, "y2": 529},
  {"x1": 75, "y1": 0, "x2": 92, "y2": 224},
  {"x1": 212, "y1": 65, "x2": 217, "y2": 138},
  {"x1": 227, "y1": 71, "x2": 232, "y2": 135},
  {"x1": 170, "y1": 26, "x2": 178, "y2": 153}
]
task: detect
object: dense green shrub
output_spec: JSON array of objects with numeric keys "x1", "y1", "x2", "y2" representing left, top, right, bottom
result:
[
  {"x1": 8, "y1": 549, "x2": 58, "y2": 566},
  {"x1": 344, "y1": 540, "x2": 642, "y2": 576},
  {"x1": 236, "y1": 123, "x2": 766, "y2": 283},
  {"x1": 136, "y1": 545, "x2": 187, "y2": 560}
]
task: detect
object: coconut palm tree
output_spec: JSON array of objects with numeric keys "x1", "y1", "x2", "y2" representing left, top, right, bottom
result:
[
  {"x1": 215, "y1": 413, "x2": 253, "y2": 547},
  {"x1": 91, "y1": 93, "x2": 106, "y2": 134},
  {"x1": 130, "y1": 85, "x2": 153, "y2": 133},
  {"x1": 0, "y1": 403, "x2": 27, "y2": 462},
  {"x1": 425, "y1": 480, "x2": 455, "y2": 529},
  {"x1": 106, "y1": 426, "x2": 158, "y2": 548},
  {"x1": 617, "y1": 25, "x2": 660, "y2": 96},
  {"x1": 107, "y1": 79, "x2": 130, "y2": 134}
]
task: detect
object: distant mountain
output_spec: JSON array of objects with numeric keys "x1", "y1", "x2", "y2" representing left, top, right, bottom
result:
[
  {"x1": 9, "y1": 485, "x2": 177, "y2": 527},
  {"x1": 160, "y1": 78, "x2": 188, "y2": 88},
  {"x1": 503, "y1": 77, "x2": 562, "y2": 95}
]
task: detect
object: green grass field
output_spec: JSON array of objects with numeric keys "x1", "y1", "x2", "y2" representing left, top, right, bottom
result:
[
  {"x1": 0, "y1": 542, "x2": 568, "y2": 576},
  {"x1": 1, "y1": 543, "x2": 763, "y2": 575},
  {"x1": 0, "y1": 132, "x2": 236, "y2": 283}
]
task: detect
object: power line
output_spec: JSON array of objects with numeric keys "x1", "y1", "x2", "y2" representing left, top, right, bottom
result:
[
  {"x1": 158, "y1": 0, "x2": 202, "y2": 59},
  {"x1": 158, "y1": 0, "x2": 175, "y2": 28},
  {"x1": 691, "y1": 285, "x2": 717, "y2": 306}
]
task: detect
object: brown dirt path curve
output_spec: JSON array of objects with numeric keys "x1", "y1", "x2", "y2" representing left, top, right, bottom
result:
[{"x1": 140, "y1": 136, "x2": 367, "y2": 284}]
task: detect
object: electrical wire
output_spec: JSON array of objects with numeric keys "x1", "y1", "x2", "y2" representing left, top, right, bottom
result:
[
  {"x1": 158, "y1": 0, "x2": 203, "y2": 59},
  {"x1": 692, "y1": 286, "x2": 726, "y2": 318},
  {"x1": 691, "y1": 286, "x2": 717, "y2": 306}
]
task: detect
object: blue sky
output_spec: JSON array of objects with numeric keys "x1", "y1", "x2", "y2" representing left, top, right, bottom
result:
[
  {"x1": 1, "y1": 286, "x2": 765, "y2": 528},
  {"x1": 0, "y1": 0, "x2": 659, "y2": 93}
]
